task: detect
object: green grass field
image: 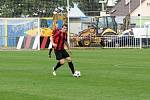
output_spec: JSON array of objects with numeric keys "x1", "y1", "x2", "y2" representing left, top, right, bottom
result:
[{"x1": 0, "y1": 49, "x2": 150, "y2": 100}]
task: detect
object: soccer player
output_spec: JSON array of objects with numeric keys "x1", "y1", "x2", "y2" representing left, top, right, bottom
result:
[{"x1": 50, "y1": 24, "x2": 75, "y2": 76}]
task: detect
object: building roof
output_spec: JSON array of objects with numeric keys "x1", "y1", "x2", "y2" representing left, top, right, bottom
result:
[
  {"x1": 110, "y1": 0, "x2": 145, "y2": 16},
  {"x1": 69, "y1": 3, "x2": 86, "y2": 18}
]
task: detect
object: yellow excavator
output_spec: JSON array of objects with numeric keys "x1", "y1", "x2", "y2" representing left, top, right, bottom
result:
[{"x1": 77, "y1": 16, "x2": 118, "y2": 47}]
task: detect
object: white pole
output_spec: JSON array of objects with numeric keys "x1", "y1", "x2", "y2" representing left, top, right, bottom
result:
[
  {"x1": 139, "y1": 0, "x2": 142, "y2": 49},
  {"x1": 38, "y1": 17, "x2": 40, "y2": 50},
  {"x1": 140, "y1": 0, "x2": 142, "y2": 28},
  {"x1": 129, "y1": 0, "x2": 130, "y2": 13},
  {"x1": 67, "y1": 0, "x2": 70, "y2": 46}
]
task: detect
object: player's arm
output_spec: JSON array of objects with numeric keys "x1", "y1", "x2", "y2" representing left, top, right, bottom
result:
[
  {"x1": 64, "y1": 41, "x2": 70, "y2": 49},
  {"x1": 50, "y1": 34, "x2": 57, "y2": 48},
  {"x1": 64, "y1": 41, "x2": 71, "y2": 54},
  {"x1": 64, "y1": 33, "x2": 70, "y2": 50},
  {"x1": 50, "y1": 27, "x2": 60, "y2": 48}
]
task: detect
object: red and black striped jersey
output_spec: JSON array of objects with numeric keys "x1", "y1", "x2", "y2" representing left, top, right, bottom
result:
[{"x1": 53, "y1": 29, "x2": 67, "y2": 51}]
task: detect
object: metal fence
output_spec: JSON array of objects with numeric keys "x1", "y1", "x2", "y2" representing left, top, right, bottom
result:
[{"x1": 70, "y1": 35, "x2": 150, "y2": 48}]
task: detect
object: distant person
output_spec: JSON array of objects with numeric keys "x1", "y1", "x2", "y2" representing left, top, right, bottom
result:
[{"x1": 48, "y1": 26, "x2": 59, "y2": 58}]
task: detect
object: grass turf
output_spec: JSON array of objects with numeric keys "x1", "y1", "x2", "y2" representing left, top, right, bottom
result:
[{"x1": 0, "y1": 49, "x2": 150, "y2": 100}]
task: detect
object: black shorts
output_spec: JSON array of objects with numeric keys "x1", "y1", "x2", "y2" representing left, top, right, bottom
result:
[{"x1": 54, "y1": 50, "x2": 70, "y2": 60}]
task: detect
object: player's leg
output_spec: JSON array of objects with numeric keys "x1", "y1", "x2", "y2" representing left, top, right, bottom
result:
[
  {"x1": 52, "y1": 51, "x2": 64, "y2": 76},
  {"x1": 62, "y1": 50, "x2": 75, "y2": 74},
  {"x1": 66, "y1": 57, "x2": 75, "y2": 74},
  {"x1": 53, "y1": 59, "x2": 65, "y2": 71}
]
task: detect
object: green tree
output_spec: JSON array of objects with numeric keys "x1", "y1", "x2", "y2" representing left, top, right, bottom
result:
[
  {"x1": 0, "y1": 0, "x2": 68, "y2": 17},
  {"x1": 0, "y1": 0, "x2": 103, "y2": 17}
]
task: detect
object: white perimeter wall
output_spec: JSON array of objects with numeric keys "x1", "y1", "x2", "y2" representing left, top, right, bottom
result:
[{"x1": 69, "y1": 18, "x2": 82, "y2": 34}]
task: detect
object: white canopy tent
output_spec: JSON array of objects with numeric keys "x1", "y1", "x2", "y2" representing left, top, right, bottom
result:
[{"x1": 69, "y1": 3, "x2": 86, "y2": 18}]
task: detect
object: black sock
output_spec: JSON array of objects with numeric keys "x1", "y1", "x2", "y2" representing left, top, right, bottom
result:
[
  {"x1": 49, "y1": 48, "x2": 53, "y2": 56},
  {"x1": 54, "y1": 62, "x2": 62, "y2": 71},
  {"x1": 68, "y1": 62, "x2": 75, "y2": 74}
]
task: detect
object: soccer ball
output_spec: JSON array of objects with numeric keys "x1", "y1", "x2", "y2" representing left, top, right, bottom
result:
[{"x1": 74, "y1": 71, "x2": 81, "y2": 77}]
